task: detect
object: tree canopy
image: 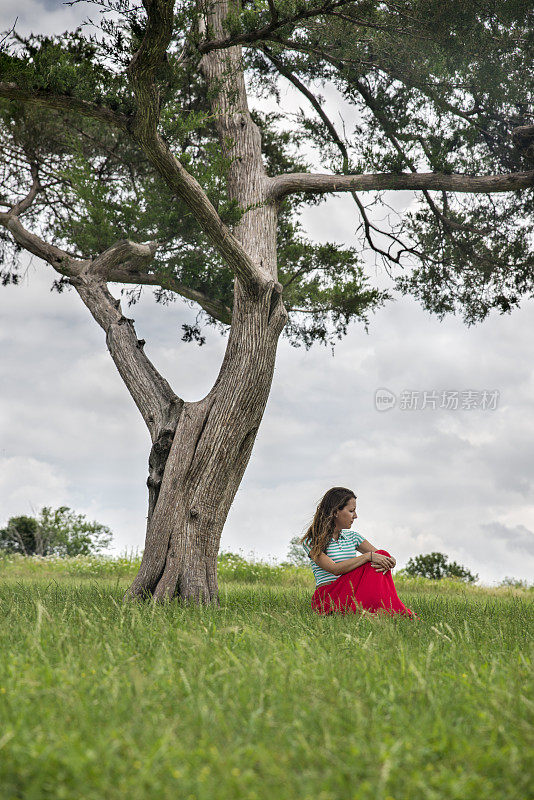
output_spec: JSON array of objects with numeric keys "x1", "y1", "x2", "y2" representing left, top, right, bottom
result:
[
  {"x1": 404, "y1": 551, "x2": 478, "y2": 583},
  {"x1": 0, "y1": 506, "x2": 113, "y2": 557},
  {"x1": 1, "y1": 0, "x2": 532, "y2": 348}
]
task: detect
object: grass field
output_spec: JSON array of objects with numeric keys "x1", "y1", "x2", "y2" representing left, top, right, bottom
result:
[{"x1": 0, "y1": 554, "x2": 532, "y2": 800}]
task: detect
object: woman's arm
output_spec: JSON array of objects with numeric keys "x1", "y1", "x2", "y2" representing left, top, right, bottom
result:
[
  {"x1": 358, "y1": 539, "x2": 396, "y2": 571},
  {"x1": 311, "y1": 551, "x2": 372, "y2": 576},
  {"x1": 357, "y1": 539, "x2": 378, "y2": 555}
]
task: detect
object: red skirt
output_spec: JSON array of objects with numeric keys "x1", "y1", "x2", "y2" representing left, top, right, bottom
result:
[{"x1": 311, "y1": 549, "x2": 419, "y2": 618}]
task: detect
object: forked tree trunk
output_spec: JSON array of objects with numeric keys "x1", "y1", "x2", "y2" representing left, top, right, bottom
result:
[
  {"x1": 71, "y1": 265, "x2": 285, "y2": 603},
  {"x1": 125, "y1": 278, "x2": 286, "y2": 603}
]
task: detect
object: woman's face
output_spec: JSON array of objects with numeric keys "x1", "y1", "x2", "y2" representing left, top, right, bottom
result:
[{"x1": 334, "y1": 497, "x2": 357, "y2": 530}]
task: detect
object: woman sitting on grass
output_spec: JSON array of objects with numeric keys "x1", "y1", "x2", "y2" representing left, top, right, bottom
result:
[{"x1": 301, "y1": 486, "x2": 418, "y2": 618}]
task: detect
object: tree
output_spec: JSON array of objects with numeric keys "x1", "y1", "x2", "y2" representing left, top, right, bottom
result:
[
  {"x1": 404, "y1": 551, "x2": 478, "y2": 583},
  {"x1": 0, "y1": 515, "x2": 40, "y2": 556},
  {"x1": 0, "y1": 506, "x2": 113, "y2": 556},
  {"x1": 0, "y1": 1, "x2": 532, "y2": 603},
  {"x1": 286, "y1": 535, "x2": 310, "y2": 567}
]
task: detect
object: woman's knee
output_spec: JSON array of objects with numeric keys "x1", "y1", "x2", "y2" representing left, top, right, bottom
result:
[{"x1": 374, "y1": 548, "x2": 391, "y2": 557}]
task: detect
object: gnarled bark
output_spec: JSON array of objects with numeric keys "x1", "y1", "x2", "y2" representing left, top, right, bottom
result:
[{"x1": 124, "y1": 277, "x2": 287, "y2": 603}]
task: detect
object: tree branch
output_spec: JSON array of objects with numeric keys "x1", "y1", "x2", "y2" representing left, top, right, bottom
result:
[
  {"x1": 9, "y1": 163, "x2": 41, "y2": 216},
  {"x1": 260, "y1": 45, "x2": 348, "y2": 159},
  {"x1": 1, "y1": 8, "x2": 269, "y2": 296},
  {"x1": 0, "y1": 205, "x2": 184, "y2": 442},
  {"x1": 0, "y1": 162, "x2": 85, "y2": 270},
  {"x1": 0, "y1": 212, "x2": 87, "y2": 275},
  {"x1": 69, "y1": 269, "x2": 184, "y2": 518},
  {"x1": 0, "y1": 82, "x2": 131, "y2": 131},
  {"x1": 69, "y1": 273, "x2": 183, "y2": 444},
  {"x1": 197, "y1": 0, "x2": 355, "y2": 54},
  {"x1": 267, "y1": 170, "x2": 534, "y2": 200},
  {"x1": 351, "y1": 76, "x2": 498, "y2": 245},
  {"x1": 91, "y1": 238, "x2": 162, "y2": 276},
  {"x1": 91, "y1": 239, "x2": 232, "y2": 323},
  {"x1": 0, "y1": 211, "x2": 232, "y2": 323},
  {"x1": 261, "y1": 45, "x2": 518, "y2": 268},
  {"x1": 111, "y1": 270, "x2": 232, "y2": 324},
  {"x1": 350, "y1": 190, "x2": 421, "y2": 265},
  {"x1": 259, "y1": 46, "x2": 417, "y2": 264},
  {"x1": 250, "y1": 36, "x2": 503, "y2": 149}
]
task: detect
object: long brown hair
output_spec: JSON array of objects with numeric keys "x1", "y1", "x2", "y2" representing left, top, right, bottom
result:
[{"x1": 299, "y1": 487, "x2": 356, "y2": 560}]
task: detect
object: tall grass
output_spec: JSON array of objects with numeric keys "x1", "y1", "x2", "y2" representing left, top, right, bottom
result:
[
  {"x1": 0, "y1": 550, "x2": 310, "y2": 585},
  {"x1": 2, "y1": 551, "x2": 530, "y2": 592},
  {"x1": 0, "y1": 555, "x2": 532, "y2": 800}
]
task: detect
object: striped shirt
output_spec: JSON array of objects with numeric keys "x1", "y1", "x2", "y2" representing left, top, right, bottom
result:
[{"x1": 302, "y1": 529, "x2": 365, "y2": 587}]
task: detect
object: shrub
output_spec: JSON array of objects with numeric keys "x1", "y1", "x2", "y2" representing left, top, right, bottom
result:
[
  {"x1": 405, "y1": 551, "x2": 478, "y2": 583},
  {"x1": 286, "y1": 535, "x2": 309, "y2": 567}
]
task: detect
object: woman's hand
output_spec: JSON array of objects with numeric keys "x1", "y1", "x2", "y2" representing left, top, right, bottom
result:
[{"x1": 371, "y1": 553, "x2": 396, "y2": 573}]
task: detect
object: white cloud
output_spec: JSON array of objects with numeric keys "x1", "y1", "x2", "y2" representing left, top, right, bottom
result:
[
  {"x1": 1, "y1": 0, "x2": 90, "y2": 38},
  {"x1": 0, "y1": 456, "x2": 69, "y2": 518}
]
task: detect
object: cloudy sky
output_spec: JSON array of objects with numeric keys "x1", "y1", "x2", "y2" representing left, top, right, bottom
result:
[{"x1": 1, "y1": 1, "x2": 533, "y2": 585}]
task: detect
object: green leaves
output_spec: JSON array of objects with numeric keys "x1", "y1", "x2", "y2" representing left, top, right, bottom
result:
[
  {"x1": 245, "y1": 0, "x2": 534, "y2": 323},
  {"x1": 1, "y1": 1, "x2": 532, "y2": 341},
  {"x1": 277, "y1": 212, "x2": 390, "y2": 348},
  {"x1": 405, "y1": 551, "x2": 478, "y2": 583},
  {"x1": 1, "y1": 31, "x2": 131, "y2": 110},
  {"x1": 0, "y1": 506, "x2": 113, "y2": 557}
]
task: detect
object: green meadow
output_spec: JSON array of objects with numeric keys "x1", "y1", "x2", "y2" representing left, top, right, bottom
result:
[{"x1": 0, "y1": 553, "x2": 532, "y2": 800}]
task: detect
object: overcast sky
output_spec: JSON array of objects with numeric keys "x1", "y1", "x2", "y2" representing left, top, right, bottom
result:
[{"x1": 1, "y1": 1, "x2": 533, "y2": 586}]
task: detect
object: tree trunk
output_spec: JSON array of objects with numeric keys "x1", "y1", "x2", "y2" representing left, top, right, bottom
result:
[{"x1": 121, "y1": 0, "x2": 288, "y2": 603}]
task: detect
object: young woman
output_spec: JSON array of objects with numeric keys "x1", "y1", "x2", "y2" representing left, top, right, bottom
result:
[{"x1": 300, "y1": 486, "x2": 418, "y2": 618}]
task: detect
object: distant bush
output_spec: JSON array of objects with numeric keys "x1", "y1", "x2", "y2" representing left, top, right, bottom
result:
[
  {"x1": 0, "y1": 506, "x2": 113, "y2": 557},
  {"x1": 499, "y1": 576, "x2": 532, "y2": 589},
  {"x1": 405, "y1": 552, "x2": 478, "y2": 583},
  {"x1": 286, "y1": 535, "x2": 309, "y2": 567}
]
